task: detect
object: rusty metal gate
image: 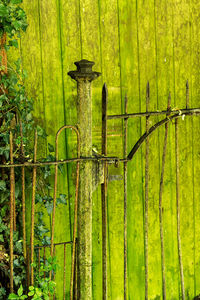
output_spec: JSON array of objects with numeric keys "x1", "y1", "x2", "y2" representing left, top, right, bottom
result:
[{"x1": 4, "y1": 60, "x2": 200, "y2": 299}]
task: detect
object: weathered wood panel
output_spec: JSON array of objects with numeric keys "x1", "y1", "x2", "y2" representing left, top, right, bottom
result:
[{"x1": 20, "y1": 0, "x2": 200, "y2": 298}]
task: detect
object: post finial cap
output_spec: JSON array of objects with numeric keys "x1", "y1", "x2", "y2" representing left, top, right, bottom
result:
[{"x1": 68, "y1": 59, "x2": 101, "y2": 82}]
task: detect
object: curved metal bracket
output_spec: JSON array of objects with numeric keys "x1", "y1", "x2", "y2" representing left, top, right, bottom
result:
[{"x1": 127, "y1": 110, "x2": 200, "y2": 161}]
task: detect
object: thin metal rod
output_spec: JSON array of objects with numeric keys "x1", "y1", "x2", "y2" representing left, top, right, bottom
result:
[
  {"x1": 9, "y1": 131, "x2": 14, "y2": 293},
  {"x1": 13, "y1": 171, "x2": 16, "y2": 231},
  {"x1": 159, "y1": 93, "x2": 171, "y2": 300},
  {"x1": 49, "y1": 125, "x2": 80, "y2": 296},
  {"x1": 0, "y1": 109, "x2": 198, "y2": 169},
  {"x1": 20, "y1": 121, "x2": 26, "y2": 259},
  {"x1": 175, "y1": 119, "x2": 185, "y2": 299},
  {"x1": 145, "y1": 82, "x2": 150, "y2": 300},
  {"x1": 26, "y1": 246, "x2": 30, "y2": 290},
  {"x1": 69, "y1": 126, "x2": 80, "y2": 300},
  {"x1": 186, "y1": 80, "x2": 189, "y2": 109},
  {"x1": 63, "y1": 243, "x2": 66, "y2": 300},
  {"x1": 74, "y1": 238, "x2": 78, "y2": 300},
  {"x1": 0, "y1": 155, "x2": 119, "y2": 168},
  {"x1": 101, "y1": 83, "x2": 108, "y2": 300},
  {"x1": 124, "y1": 94, "x2": 128, "y2": 300},
  {"x1": 0, "y1": 33, "x2": 7, "y2": 73},
  {"x1": 30, "y1": 130, "x2": 38, "y2": 286},
  {"x1": 107, "y1": 107, "x2": 200, "y2": 120},
  {"x1": 53, "y1": 245, "x2": 56, "y2": 300},
  {"x1": 34, "y1": 241, "x2": 72, "y2": 249}
]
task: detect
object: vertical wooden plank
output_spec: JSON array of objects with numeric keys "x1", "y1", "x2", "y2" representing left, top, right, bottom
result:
[
  {"x1": 117, "y1": 1, "x2": 144, "y2": 298},
  {"x1": 38, "y1": 1, "x2": 70, "y2": 298},
  {"x1": 21, "y1": 0, "x2": 45, "y2": 126},
  {"x1": 57, "y1": 0, "x2": 81, "y2": 296},
  {"x1": 154, "y1": 0, "x2": 179, "y2": 298},
  {"x1": 20, "y1": 0, "x2": 45, "y2": 257},
  {"x1": 137, "y1": 0, "x2": 162, "y2": 298},
  {"x1": 173, "y1": 0, "x2": 194, "y2": 298},
  {"x1": 190, "y1": 0, "x2": 200, "y2": 297},
  {"x1": 99, "y1": 0, "x2": 123, "y2": 298}
]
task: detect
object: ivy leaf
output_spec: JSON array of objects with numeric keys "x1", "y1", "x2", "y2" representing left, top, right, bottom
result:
[
  {"x1": 0, "y1": 4, "x2": 8, "y2": 17},
  {"x1": 14, "y1": 240, "x2": 22, "y2": 254},
  {"x1": 48, "y1": 143, "x2": 54, "y2": 153},
  {"x1": 0, "y1": 234, "x2": 4, "y2": 242},
  {"x1": 42, "y1": 236, "x2": 51, "y2": 246},
  {"x1": 8, "y1": 293, "x2": 18, "y2": 299},
  {"x1": 45, "y1": 201, "x2": 53, "y2": 216},
  {"x1": 37, "y1": 125, "x2": 47, "y2": 137},
  {"x1": 0, "y1": 287, "x2": 6, "y2": 296},
  {"x1": 9, "y1": 39, "x2": 18, "y2": 48},
  {"x1": 57, "y1": 194, "x2": 67, "y2": 205},
  {"x1": 17, "y1": 285, "x2": 23, "y2": 297},
  {"x1": 35, "y1": 194, "x2": 43, "y2": 204},
  {"x1": 13, "y1": 20, "x2": 23, "y2": 30},
  {"x1": 0, "y1": 180, "x2": 6, "y2": 191},
  {"x1": 15, "y1": 181, "x2": 20, "y2": 198},
  {"x1": 36, "y1": 225, "x2": 49, "y2": 237},
  {"x1": 58, "y1": 163, "x2": 64, "y2": 174},
  {"x1": 26, "y1": 112, "x2": 32, "y2": 122},
  {"x1": 28, "y1": 291, "x2": 34, "y2": 296},
  {"x1": 13, "y1": 275, "x2": 21, "y2": 286}
]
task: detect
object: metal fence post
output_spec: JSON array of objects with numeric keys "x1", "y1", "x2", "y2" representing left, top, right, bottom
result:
[{"x1": 68, "y1": 59, "x2": 101, "y2": 299}]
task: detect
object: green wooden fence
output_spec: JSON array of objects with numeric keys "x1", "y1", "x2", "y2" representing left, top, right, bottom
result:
[{"x1": 12, "y1": 0, "x2": 200, "y2": 298}]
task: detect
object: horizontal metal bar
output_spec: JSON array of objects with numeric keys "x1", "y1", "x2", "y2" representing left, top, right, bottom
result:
[
  {"x1": 34, "y1": 241, "x2": 73, "y2": 249},
  {"x1": 107, "y1": 107, "x2": 200, "y2": 120},
  {"x1": 0, "y1": 156, "x2": 120, "y2": 168}
]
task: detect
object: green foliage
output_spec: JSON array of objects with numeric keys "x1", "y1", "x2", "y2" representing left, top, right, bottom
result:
[
  {"x1": 0, "y1": 0, "x2": 27, "y2": 44},
  {"x1": 0, "y1": 0, "x2": 66, "y2": 297},
  {"x1": 8, "y1": 257, "x2": 57, "y2": 300}
]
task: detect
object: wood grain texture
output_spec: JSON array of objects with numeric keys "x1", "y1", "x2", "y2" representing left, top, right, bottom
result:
[{"x1": 20, "y1": 0, "x2": 200, "y2": 298}]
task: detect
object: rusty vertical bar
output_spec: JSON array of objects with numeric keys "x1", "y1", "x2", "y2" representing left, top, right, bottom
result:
[
  {"x1": 51, "y1": 125, "x2": 80, "y2": 298},
  {"x1": 20, "y1": 122, "x2": 26, "y2": 259},
  {"x1": 186, "y1": 80, "x2": 189, "y2": 109},
  {"x1": 101, "y1": 83, "x2": 108, "y2": 300},
  {"x1": 0, "y1": 33, "x2": 7, "y2": 74},
  {"x1": 159, "y1": 93, "x2": 171, "y2": 300},
  {"x1": 9, "y1": 131, "x2": 14, "y2": 292},
  {"x1": 63, "y1": 243, "x2": 66, "y2": 300},
  {"x1": 175, "y1": 119, "x2": 185, "y2": 300},
  {"x1": 70, "y1": 127, "x2": 80, "y2": 300},
  {"x1": 124, "y1": 94, "x2": 128, "y2": 300},
  {"x1": 26, "y1": 246, "x2": 30, "y2": 289},
  {"x1": 30, "y1": 130, "x2": 38, "y2": 286},
  {"x1": 74, "y1": 238, "x2": 78, "y2": 300},
  {"x1": 145, "y1": 82, "x2": 150, "y2": 300},
  {"x1": 53, "y1": 245, "x2": 56, "y2": 300},
  {"x1": 13, "y1": 173, "x2": 16, "y2": 231},
  {"x1": 50, "y1": 138, "x2": 58, "y2": 260},
  {"x1": 68, "y1": 60, "x2": 101, "y2": 300}
]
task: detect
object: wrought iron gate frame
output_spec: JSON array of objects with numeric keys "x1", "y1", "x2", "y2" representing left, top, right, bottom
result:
[{"x1": 3, "y1": 60, "x2": 200, "y2": 299}]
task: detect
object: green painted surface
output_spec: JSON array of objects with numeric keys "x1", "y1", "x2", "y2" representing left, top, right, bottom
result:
[{"x1": 18, "y1": 0, "x2": 200, "y2": 298}]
